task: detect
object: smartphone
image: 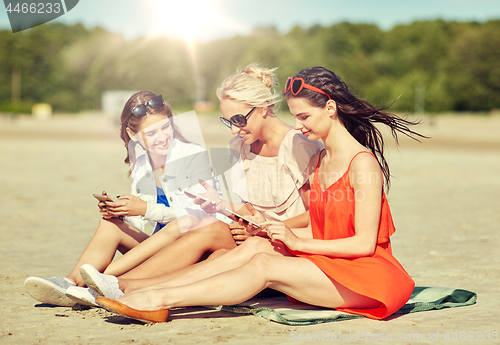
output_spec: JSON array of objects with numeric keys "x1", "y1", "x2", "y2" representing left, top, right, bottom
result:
[
  {"x1": 93, "y1": 194, "x2": 113, "y2": 202},
  {"x1": 181, "y1": 189, "x2": 215, "y2": 204},
  {"x1": 181, "y1": 189, "x2": 260, "y2": 228},
  {"x1": 222, "y1": 207, "x2": 261, "y2": 228}
]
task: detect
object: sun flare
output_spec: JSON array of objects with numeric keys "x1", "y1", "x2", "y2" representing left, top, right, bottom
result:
[{"x1": 145, "y1": 0, "x2": 241, "y2": 49}]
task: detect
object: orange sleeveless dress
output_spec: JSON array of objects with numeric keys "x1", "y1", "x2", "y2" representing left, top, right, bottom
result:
[{"x1": 289, "y1": 151, "x2": 414, "y2": 320}]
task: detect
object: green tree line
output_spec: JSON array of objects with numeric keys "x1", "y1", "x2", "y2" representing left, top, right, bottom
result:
[{"x1": 1, "y1": 19, "x2": 499, "y2": 113}]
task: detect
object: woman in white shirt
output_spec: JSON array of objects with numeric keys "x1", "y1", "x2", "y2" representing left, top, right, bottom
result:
[{"x1": 24, "y1": 91, "x2": 221, "y2": 307}]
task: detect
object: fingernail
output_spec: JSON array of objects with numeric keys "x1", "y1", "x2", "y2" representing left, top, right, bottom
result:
[
  {"x1": 116, "y1": 196, "x2": 120, "y2": 198},
  {"x1": 103, "y1": 202, "x2": 106, "y2": 205}
]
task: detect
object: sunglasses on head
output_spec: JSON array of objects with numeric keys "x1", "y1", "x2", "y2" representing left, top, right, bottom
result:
[
  {"x1": 131, "y1": 95, "x2": 165, "y2": 118},
  {"x1": 220, "y1": 107, "x2": 256, "y2": 129},
  {"x1": 284, "y1": 77, "x2": 331, "y2": 100}
]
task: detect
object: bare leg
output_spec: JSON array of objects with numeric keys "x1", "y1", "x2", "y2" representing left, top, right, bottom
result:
[
  {"x1": 116, "y1": 253, "x2": 380, "y2": 311},
  {"x1": 66, "y1": 218, "x2": 149, "y2": 286},
  {"x1": 120, "y1": 248, "x2": 231, "y2": 293},
  {"x1": 103, "y1": 215, "x2": 199, "y2": 277},
  {"x1": 118, "y1": 218, "x2": 237, "y2": 281},
  {"x1": 120, "y1": 236, "x2": 285, "y2": 293}
]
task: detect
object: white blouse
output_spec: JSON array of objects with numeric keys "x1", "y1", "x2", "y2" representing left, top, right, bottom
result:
[
  {"x1": 125, "y1": 138, "x2": 223, "y2": 233},
  {"x1": 229, "y1": 130, "x2": 323, "y2": 222}
]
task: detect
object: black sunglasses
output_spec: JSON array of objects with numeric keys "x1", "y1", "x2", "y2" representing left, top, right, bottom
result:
[
  {"x1": 219, "y1": 107, "x2": 256, "y2": 129},
  {"x1": 131, "y1": 95, "x2": 165, "y2": 118}
]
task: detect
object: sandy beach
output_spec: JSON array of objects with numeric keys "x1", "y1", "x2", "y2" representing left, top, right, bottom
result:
[{"x1": 0, "y1": 111, "x2": 499, "y2": 344}]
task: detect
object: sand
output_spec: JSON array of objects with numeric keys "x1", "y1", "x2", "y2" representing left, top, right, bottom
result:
[{"x1": 0, "y1": 112, "x2": 499, "y2": 344}]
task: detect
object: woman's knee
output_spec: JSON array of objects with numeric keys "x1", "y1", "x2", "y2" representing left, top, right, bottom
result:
[
  {"x1": 175, "y1": 219, "x2": 234, "y2": 253},
  {"x1": 238, "y1": 236, "x2": 270, "y2": 253},
  {"x1": 178, "y1": 221, "x2": 219, "y2": 245},
  {"x1": 156, "y1": 217, "x2": 198, "y2": 239},
  {"x1": 247, "y1": 253, "x2": 288, "y2": 287},
  {"x1": 154, "y1": 224, "x2": 182, "y2": 240},
  {"x1": 227, "y1": 237, "x2": 270, "y2": 264},
  {"x1": 197, "y1": 217, "x2": 219, "y2": 228},
  {"x1": 177, "y1": 215, "x2": 200, "y2": 232},
  {"x1": 247, "y1": 252, "x2": 273, "y2": 273},
  {"x1": 96, "y1": 217, "x2": 122, "y2": 236},
  {"x1": 190, "y1": 218, "x2": 231, "y2": 240},
  {"x1": 96, "y1": 218, "x2": 145, "y2": 245}
]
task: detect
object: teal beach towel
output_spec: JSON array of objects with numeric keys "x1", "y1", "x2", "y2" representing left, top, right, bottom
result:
[{"x1": 205, "y1": 287, "x2": 477, "y2": 326}]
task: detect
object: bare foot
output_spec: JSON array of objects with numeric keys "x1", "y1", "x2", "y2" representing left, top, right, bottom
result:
[{"x1": 117, "y1": 289, "x2": 165, "y2": 311}]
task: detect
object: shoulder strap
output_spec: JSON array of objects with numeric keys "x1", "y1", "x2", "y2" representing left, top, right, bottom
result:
[
  {"x1": 316, "y1": 149, "x2": 325, "y2": 169},
  {"x1": 347, "y1": 151, "x2": 375, "y2": 172},
  {"x1": 347, "y1": 151, "x2": 386, "y2": 188}
]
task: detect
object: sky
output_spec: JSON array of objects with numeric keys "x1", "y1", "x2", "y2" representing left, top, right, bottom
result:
[{"x1": 1, "y1": 0, "x2": 500, "y2": 42}]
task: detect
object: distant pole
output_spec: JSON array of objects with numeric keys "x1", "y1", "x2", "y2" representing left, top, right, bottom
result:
[
  {"x1": 12, "y1": 68, "x2": 21, "y2": 104},
  {"x1": 415, "y1": 82, "x2": 425, "y2": 114}
]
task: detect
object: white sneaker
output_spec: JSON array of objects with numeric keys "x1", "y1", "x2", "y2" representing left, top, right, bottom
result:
[
  {"x1": 79, "y1": 264, "x2": 124, "y2": 299},
  {"x1": 24, "y1": 276, "x2": 76, "y2": 307},
  {"x1": 66, "y1": 286, "x2": 98, "y2": 306}
]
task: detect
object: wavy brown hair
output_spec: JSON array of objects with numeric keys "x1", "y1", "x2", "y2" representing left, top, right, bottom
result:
[
  {"x1": 120, "y1": 90, "x2": 191, "y2": 176},
  {"x1": 284, "y1": 67, "x2": 427, "y2": 189}
]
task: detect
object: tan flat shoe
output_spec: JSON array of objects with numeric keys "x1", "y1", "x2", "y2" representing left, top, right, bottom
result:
[{"x1": 95, "y1": 297, "x2": 169, "y2": 323}]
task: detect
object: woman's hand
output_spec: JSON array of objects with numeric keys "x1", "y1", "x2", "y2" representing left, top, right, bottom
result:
[
  {"x1": 191, "y1": 179, "x2": 222, "y2": 213},
  {"x1": 229, "y1": 221, "x2": 251, "y2": 245},
  {"x1": 261, "y1": 221, "x2": 302, "y2": 251},
  {"x1": 242, "y1": 204, "x2": 267, "y2": 236},
  {"x1": 97, "y1": 191, "x2": 115, "y2": 219},
  {"x1": 228, "y1": 204, "x2": 268, "y2": 245},
  {"x1": 104, "y1": 195, "x2": 147, "y2": 217}
]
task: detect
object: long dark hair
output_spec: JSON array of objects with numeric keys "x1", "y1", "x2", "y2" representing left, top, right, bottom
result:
[
  {"x1": 284, "y1": 67, "x2": 426, "y2": 188},
  {"x1": 120, "y1": 90, "x2": 191, "y2": 176}
]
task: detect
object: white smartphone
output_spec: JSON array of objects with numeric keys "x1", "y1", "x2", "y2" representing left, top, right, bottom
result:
[
  {"x1": 181, "y1": 189, "x2": 260, "y2": 228},
  {"x1": 221, "y1": 207, "x2": 261, "y2": 228},
  {"x1": 93, "y1": 194, "x2": 113, "y2": 202},
  {"x1": 181, "y1": 189, "x2": 214, "y2": 204}
]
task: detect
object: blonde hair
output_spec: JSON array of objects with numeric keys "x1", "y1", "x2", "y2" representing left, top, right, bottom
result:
[{"x1": 216, "y1": 64, "x2": 281, "y2": 110}]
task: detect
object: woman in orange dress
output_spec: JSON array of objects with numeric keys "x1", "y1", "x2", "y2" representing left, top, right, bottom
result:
[
  {"x1": 95, "y1": 66, "x2": 424, "y2": 322},
  {"x1": 287, "y1": 149, "x2": 413, "y2": 319}
]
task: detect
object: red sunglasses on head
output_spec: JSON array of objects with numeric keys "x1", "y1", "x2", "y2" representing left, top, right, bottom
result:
[{"x1": 285, "y1": 77, "x2": 331, "y2": 100}]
